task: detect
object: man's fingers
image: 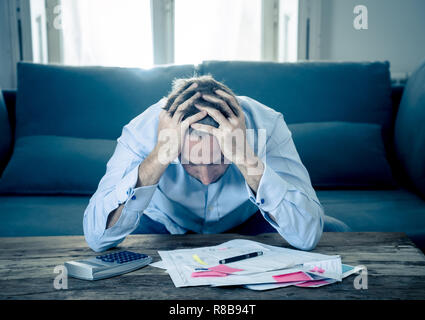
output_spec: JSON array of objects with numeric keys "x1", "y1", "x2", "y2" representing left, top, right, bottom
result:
[
  {"x1": 201, "y1": 94, "x2": 236, "y2": 119},
  {"x1": 172, "y1": 91, "x2": 201, "y2": 122},
  {"x1": 194, "y1": 104, "x2": 228, "y2": 126},
  {"x1": 182, "y1": 110, "x2": 207, "y2": 127},
  {"x1": 171, "y1": 82, "x2": 198, "y2": 108},
  {"x1": 168, "y1": 82, "x2": 199, "y2": 113},
  {"x1": 214, "y1": 89, "x2": 242, "y2": 117}
]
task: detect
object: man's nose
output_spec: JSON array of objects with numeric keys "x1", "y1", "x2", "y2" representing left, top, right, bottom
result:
[{"x1": 198, "y1": 166, "x2": 215, "y2": 185}]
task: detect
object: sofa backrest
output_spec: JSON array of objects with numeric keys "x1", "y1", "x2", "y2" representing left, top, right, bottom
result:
[
  {"x1": 200, "y1": 60, "x2": 394, "y2": 144},
  {"x1": 3, "y1": 82, "x2": 404, "y2": 142},
  {"x1": 14, "y1": 61, "x2": 395, "y2": 136},
  {"x1": 15, "y1": 62, "x2": 196, "y2": 140}
]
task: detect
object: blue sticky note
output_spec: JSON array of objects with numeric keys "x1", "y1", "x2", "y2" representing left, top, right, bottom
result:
[{"x1": 342, "y1": 264, "x2": 354, "y2": 275}]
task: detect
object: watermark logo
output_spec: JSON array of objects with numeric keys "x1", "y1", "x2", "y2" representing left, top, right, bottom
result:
[
  {"x1": 53, "y1": 265, "x2": 68, "y2": 290},
  {"x1": 353, "y1": 5, "x2": 368, "y2": 30},
  {"x1": 52, "y1": 4, "x2": 63, "y2": 30},
  {"x1": 353, "y1": 265, "x2": 368, "y2": 289}
]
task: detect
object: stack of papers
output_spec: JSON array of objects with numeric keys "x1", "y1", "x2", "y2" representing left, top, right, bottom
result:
[{"x1": 150, "y1": 239, "x2": 363, "y2": 291}]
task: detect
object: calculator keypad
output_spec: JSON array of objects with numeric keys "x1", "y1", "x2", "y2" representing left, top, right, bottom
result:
[{"x1": 96, "y1": 251, "x2": 147, "y2": 264}]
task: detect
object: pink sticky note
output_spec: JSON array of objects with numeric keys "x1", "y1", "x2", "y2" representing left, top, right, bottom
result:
[
  {"x1": 273, "y1": 271, "x2": 312, "y2": 283},
  {"x1": 209, "y1": 265, "x2": 244, "y2": 274},
  {"x1": 191, "y1": 271, "x2": 228, "y2": 278},
  {"x1": 309, "y1": 266, "x2": 325, "y2": 273},
  {"x1": 295, "y1": 280, "x2": 330, "y2": 287}
]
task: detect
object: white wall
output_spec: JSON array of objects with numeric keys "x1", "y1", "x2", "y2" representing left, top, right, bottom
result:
[{"x1": 320, "y1": 0, "x2": 425, "y2": 76}]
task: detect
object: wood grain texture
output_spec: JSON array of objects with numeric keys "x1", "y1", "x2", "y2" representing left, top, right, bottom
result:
[{"x1": 1, "y1": 232, "x2": 424, "y2": 300}]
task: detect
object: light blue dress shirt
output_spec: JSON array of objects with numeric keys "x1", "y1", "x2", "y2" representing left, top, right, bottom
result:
[{"x1": 83, "y1": 96, "x2": 324, "y2": 252}]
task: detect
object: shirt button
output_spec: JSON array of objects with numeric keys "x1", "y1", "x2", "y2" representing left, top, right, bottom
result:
[
  {"x1": 261, "y1": 198, "x2": 265, "y2": 204},
  {"x1": 131, "y1": 195, "x2": 136, "y2": 200}
]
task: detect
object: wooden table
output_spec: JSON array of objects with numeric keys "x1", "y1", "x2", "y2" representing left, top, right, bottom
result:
[{"x1": 1, "y1": 232, "x2": 425, "y2": 300}]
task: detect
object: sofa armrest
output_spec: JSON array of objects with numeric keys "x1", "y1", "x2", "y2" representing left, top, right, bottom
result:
[
  {"x1": 394, "y1": 60, "x2": 425, "y2": 199},
  {"x1": 0, "y1": 90, "x2": 12, "y2": 177}
]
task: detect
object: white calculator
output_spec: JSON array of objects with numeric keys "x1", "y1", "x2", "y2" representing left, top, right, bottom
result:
[{"x1": 65, "y1": 250, "x2": 152, "y2": 280}]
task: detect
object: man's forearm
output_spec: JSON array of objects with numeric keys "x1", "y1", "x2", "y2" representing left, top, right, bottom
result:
[
  {"x1": 236, "y1": 155, "x2": 280, "y2": 224},
  {"x1": 237, "y1": 158, "x2": 264, "y2": 193},
  {"x1": 136, "y1": 144, "x2": 169, "y2": 187},
  {"x1": 236, "y1": 152, "x2": 264, "y2": 194},
  {"x1": 106, "y1": 145, "x2": 169, "y2": 229}
]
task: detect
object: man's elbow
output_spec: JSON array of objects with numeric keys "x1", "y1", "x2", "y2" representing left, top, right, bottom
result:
[
  {"x1": 84, "y1": 233, "x2": 119, "y2": 253},
  {"x1": 85, "y1": 237, "x2": 106, "y2": 253},
  {"x1": 299, "y1": 229, "x2": 323, "y2": 251},
  {"x1": 301, "y1": 210, "x2": 324, "y2": 251},
  {"x1": 289, "y1": 209, "x2": 323, "y2": 251},
  {"x1": 83, "y1": 215, "x2": 115, "y2": 253}
]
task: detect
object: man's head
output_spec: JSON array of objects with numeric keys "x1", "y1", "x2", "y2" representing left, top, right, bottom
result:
[
  {"x1": 164, "y1": 75, "x2": 239, "y2": 129},
  {"x1": 163, "y1": 75, "x2": 239, "y2": 185}
]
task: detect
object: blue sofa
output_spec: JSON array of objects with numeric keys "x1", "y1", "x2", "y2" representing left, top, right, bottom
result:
[{"x1": 1, "y1": 60, "x2": 425, "y2": 250}]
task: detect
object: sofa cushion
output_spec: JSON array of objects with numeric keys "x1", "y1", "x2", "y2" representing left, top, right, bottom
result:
[
  {"x1": 394, "y1": 59, "x2": 425, "y2": 198},
  {"x1": 15, "y1": 62, "x2": 195, "y2": 140},
  {"x1": 289, "y1": 122, "x2": 396, "y2": 188},
  {"x1": 317, "y1": 189, "x2": 425, "y2": 250},
  {"x1": 0, "y1": 135, "x2": 116, "y2": 195},
  {"x1": 0, "y1": 195, "x2": 88, "y2": 236},
  {"x1": 201, "y1": 60, "x2": 394, "y2": 145}
]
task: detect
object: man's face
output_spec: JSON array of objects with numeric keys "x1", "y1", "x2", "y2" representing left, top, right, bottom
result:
[{"x1": 180, "y1": 131, "x2": 230, "y2": 185}]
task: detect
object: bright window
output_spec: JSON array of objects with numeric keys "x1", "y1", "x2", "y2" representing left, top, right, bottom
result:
[
  {"x1": 60, "y1": 0, "x2": 153, "y2": 68},
  {"x1": 174, "y1": 0, "x2": 262, "y2": 65},
  {"x1": 278, "y1": 0, "x2": 298, "y2": 62},
  {"x1": 29, "y1": 0, "x2": 300, "y2": 67}
]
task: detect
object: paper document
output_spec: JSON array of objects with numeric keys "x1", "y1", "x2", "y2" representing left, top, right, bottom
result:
[
  {"x1": 150, "y1": 260, "x2": 166, "y2": 269},
  {"x1": 157, "y1": 239, "x2": 343, "y2": 288}
]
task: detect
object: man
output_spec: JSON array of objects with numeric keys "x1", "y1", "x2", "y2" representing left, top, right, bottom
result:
[{"x1": 84, "y1": 75, "x2": 347, "y2": 253}]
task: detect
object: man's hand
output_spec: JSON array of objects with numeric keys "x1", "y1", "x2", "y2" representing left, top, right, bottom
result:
[
  {"x1": 191, "y1": 89, "x2": 247, "y2": 162},
  {"x1": 155, "y1": 83, "x2": 207, "y2": 165},
  {"x1": 136, "y1": 83, "x2": 207, "y2": 187},
  {"x1": 191, "y1": 90, "x2": 265, "y2": 192}
]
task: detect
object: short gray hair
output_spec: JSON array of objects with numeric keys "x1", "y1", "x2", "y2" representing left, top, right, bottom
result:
[{"x1": 163, "y1": 74, "x2": 239, "y2": 128}]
